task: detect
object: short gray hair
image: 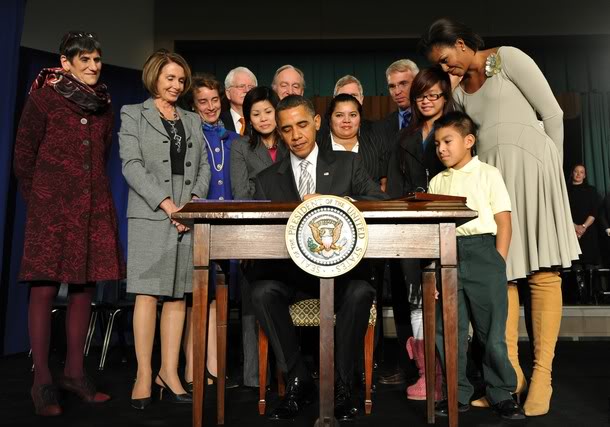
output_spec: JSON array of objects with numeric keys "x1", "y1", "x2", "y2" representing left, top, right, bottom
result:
[
  {"x1": 333, "y1": 75, "x2": 363, "y2": 97},
  {"x1": 224, "y1": 66, "x2": 258, "y2": 88},
  {"x1": 271, "y1": 64, "x2": 306, "y2": 89},
  {"x1": 385, "y1": 59, "x2": 419, "y2": 80}
]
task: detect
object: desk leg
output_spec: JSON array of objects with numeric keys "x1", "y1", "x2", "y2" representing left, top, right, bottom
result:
[
  {"x1": 193, "y1": 224, "x2": 210, "y2": 427},
  {"x1": 216, "y1": 272, "x2": 228, "y2": 424},
  {"x1": 315, "y1": 278, "x2": 338, "y2": 427},
  {"x1": 441, "y1": 267, "x2": 458, "y2": 427},
  {"x1": 422, "y1": 264, "x2": 437, "y2": 424}
]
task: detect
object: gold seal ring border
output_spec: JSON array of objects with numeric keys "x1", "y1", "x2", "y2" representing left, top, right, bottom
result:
[{"x1": 285, "y1": 195, "x2": 369, "y2": 279}]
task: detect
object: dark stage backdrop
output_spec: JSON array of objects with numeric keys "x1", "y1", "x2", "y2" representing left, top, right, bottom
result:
[{"x1": 1, "y1": 46, "x2": 147, "y2": 355}]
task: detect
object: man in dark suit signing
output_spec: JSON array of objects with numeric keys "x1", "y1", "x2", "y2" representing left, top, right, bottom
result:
[{"x1": 251, "y1": 95, "x2": 387, "y2": 421}]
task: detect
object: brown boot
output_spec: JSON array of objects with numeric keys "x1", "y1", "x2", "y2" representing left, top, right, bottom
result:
[{"x1": 523, "y1": 272, "x2": 562, "y2": 416}]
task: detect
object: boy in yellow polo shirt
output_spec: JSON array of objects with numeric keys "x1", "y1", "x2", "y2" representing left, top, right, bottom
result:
[{"x1": 428, "y1": 111, "x2": 525, "y2": 420}]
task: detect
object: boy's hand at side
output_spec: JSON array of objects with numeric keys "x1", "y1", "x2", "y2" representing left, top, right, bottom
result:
[{"x1": 494, "y1": 211, "x2": 512, "y2": 260}]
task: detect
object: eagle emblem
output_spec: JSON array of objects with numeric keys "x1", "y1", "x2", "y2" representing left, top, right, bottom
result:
[{"x1": 307, "y1": 216, "x2": 346, "y2": 259}]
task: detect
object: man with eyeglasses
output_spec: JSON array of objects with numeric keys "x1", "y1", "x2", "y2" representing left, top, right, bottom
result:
[
  {"x1": 220, "y1": 66, "x2": 257, "y2": 135},
  {"x1": 373, "y1": 59, "x2": 421, "y2": 388},
  {"x1": 271, "y1": 64, "x2": 306, "y2": 100},
  {"x1": 376, "y1": 59, "x2": 419, "y2": 151}
]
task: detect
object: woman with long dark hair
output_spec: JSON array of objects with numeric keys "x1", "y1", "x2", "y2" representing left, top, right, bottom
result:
[
  {"x1": 14, "y1": 31, "x2": 124, "y2": 416},
  {"x1": 419, "y1": 17, "x2": 580, "y2": 416},
  {"x1": 230, "y1": 86, "x2": 287, "y2": 199},
  {"x1": 318, "y1": 94, "x2": 388, "y2": 190},
  {"x1": 230, "y1": 86, "x2": 288, "y2": 388}
]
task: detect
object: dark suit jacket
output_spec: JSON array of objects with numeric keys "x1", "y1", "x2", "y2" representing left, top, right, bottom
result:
[
  {"x1": 219, "y1": 109, "x2": 236, "y2": 133},
  {"x1": 254, "y1": 148, "x2": 389, "y2": 202},
  {"x1": 317, "y1": 125, "x2": 388, "y2": 185},
  {"x1": 386, "y1": 129, "x2": 444, "y2": 198},
  {"x1": 251, "y1": 148, "x2": 387, "y2": 283},
  {"x1": 374, "y1": 110, "x2": 400, "y2": 153}
]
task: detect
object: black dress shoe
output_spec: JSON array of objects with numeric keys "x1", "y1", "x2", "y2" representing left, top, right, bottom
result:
[
  {"x1": 378, "y1": 370, "x2": 406, "y2": 385},
  {"x1": 434, "y1": 399, "x2": 470, "y2": 417},
  {"x1": 335, "y1": 379, "x2": 358, "y2": 421},
  {"x1": 130, "y1": 380, "x2": 156, "y2": 410},
  {"x1": 269, "y1": 376, "x2": 316, "y2": 420},
  {"x1": 492, "y1": 399, "x2": 525, "y2": 420}
]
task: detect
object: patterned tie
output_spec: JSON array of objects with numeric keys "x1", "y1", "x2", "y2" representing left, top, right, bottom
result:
[
  {"x1": 399, "y1": 109, "x2": 411, "y2": 130},
  {"x1": 238, "y1": 117, "x2": 245, "y2": 135},
  {"x1": 298, "y1": 159, "x2": 314, "y2": 200}
]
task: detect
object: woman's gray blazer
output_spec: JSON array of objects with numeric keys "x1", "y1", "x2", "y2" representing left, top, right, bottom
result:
[
  {"x1": 119, "y1": 97, "x2": 211, "y2": 217},
  {"x1": 230, "y1": 136, "x2": 287, "y2": 200}
]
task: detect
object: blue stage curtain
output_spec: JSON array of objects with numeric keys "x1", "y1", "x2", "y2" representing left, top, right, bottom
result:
[
  {"x1": 2, "y1": 43, "x2": 146, "y2": 355},
  {"x1": 0, "y1": 0, "x2": 26, "y2": 355}
]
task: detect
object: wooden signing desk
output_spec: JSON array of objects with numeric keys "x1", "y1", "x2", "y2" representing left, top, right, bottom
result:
[{"x1": 173, "y1": 197, "x2": 475, "y2": 427}]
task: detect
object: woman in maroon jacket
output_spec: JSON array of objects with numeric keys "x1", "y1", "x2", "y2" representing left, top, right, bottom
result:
[{"x1": 13, "y1": 31, "x2": 125, "y2": 416}]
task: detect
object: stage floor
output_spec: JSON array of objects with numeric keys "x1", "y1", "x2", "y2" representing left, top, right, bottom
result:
[{"x1": 1, "y1": 338, "x2": 608, "y2": 427}]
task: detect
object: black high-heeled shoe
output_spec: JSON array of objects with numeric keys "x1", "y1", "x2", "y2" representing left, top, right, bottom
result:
[
  {"x1": 202, "y1": 369, "x2": 240, "y2": 389},
  {"x1": 156, "y1": 375, "x2": 192, "y2": 403},
  {"x1": 130, "y1": 379, "x2": 156, "y2": 410}
]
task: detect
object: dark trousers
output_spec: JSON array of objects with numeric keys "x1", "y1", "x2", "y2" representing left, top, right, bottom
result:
[
  {"x1": 250, "y1": 266, "x2": 375, "y2": 384},
  {"x1": 436, "y1": 234, "x2": 516, "y2": 405}
]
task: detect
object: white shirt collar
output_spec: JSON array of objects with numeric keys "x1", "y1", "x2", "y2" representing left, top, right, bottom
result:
[
  {"x1": 330, "y1": 133, "x2": 359, "y2": 153},
  {"x1": 290, "y1": 144, "x2": 319, "y2": 192},
  {"x1": 229, "y1": 108, "x2": 243, "y2": 133}
]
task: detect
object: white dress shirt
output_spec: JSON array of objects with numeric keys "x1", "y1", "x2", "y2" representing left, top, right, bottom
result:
[
  {"x1": 330, "y1": 134, "x2": 359, "y2": 153},
  {"x1": 290, "y1": 144, "x2": 318, "y2": 193},
  {"x1": 230, "y1": 108, "x2": 243, "y2": 134}
]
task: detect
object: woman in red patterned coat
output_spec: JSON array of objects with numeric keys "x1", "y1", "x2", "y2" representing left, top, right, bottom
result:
[{"x1": 13, "y1": 31, "x2": 125, "y2": 416}]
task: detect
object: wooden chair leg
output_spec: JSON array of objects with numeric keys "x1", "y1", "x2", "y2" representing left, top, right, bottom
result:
[
  {"x1": 258, "y1": 324, "x2": 268, "y2": 415},
  {"x1": 277, "y1": 366, "x2": 286, "y2": 398},
  {"x1": 364, "y1": 323, "x2": 374, "y2": 415}
]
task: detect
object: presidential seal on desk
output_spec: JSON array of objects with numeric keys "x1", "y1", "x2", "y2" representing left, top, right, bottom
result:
[{"x1": 285, "y1": 195, "x2": 368, "y2": 278}]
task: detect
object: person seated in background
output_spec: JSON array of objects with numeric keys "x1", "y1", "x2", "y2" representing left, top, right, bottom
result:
[
  {"x1": 182, "y1": 74, "x2": 240, "y2": 390},
  {"x1": 317, "y1": 94, "x2": 388, "y2": 191},
  {"x1": 428, "y1": 111, "x2": 525, "y2": 420},
  {"x1": 250, "y1": 95, "x2": 388, "y2": 421},
  {"x1": 567, "y1": 163, "x2": 601, "y2": 303},
  {"x1": 271, "y1": 64, "x2": 306, "y2": 100},
  {"x1": 219, "y1": 66, "x2": 257, "y2": 135}
]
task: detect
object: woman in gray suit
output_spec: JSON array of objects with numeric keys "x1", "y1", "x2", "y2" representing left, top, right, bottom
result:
[
  {"x1": 230, "y1": 86, "x2": 287, "y2": 200},
  {"x1": 119, "y1": 50, "x2": 210, "y2": 409}
]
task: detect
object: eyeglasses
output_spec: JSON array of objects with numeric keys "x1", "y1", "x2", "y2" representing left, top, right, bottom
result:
[
  {"x1": 230, "y1": 84, "x2": 256, "y2": 91},
  {"x1": 415, "y1": 93, "x2": 444, "y2": 102},
  {"x1": 387, "y1": 80, "x2": 411, "y2": 92}
]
